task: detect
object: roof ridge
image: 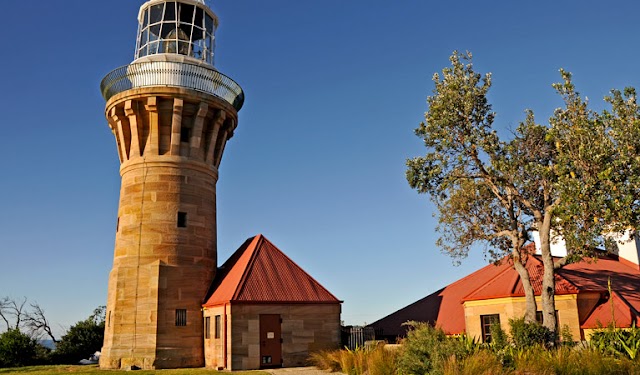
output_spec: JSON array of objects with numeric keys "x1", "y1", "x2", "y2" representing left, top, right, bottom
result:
[{"x1": 232, "y1": 235, "x2": 263, "y2": 300}]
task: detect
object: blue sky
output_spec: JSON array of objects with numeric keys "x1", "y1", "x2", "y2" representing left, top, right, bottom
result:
[{"x1": 1, "y1": 0, "x2": 639, "y2": 337}]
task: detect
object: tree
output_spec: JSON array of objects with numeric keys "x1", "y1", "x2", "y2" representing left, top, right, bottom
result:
[
  {"x1": 406, "y1": 52, "x2": 638, "y2": 334},
  {"x1": 406, "y1": 51, "x2": 543, "y2": 324},
  {"x1": 0, "y1": 297, "x2": 57, "y2": 343},
  {"x1": 52, "y1": 306, "x2": 105, "y2": 364},
  {"x1": 24, "y1": 303, "x2": 58, "y2": 344},
  {"x1": 0, "y1": 329, "x2": 38, "y2": 367},
  {"x1": 0, "y1": 297, "x2": 27, "y2": 331}
]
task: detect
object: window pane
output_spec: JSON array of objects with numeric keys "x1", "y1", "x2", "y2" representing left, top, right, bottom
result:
[
  {"x1": 161, "y1": 22, "x2": 177, "y2": 38},
  {"x1": 150, "y1": 24, "x2": 161, "y2": 37},
  {"x1": 142, "y1": 9, "x2": 149, "y2": 28},
  {"x1": 204, "y1": 317, "x2": 210, "y2": 339},
  {"x1": 179, "y1": 4, "x2": 195, "y2": 24},
  {"x1": 194, "y1": 7, "x2": 205, "y2": 29},
  {"x1": 192, "y1": 27, "x2": 205, "y2": 42},
  {"x1": 150, "y1": 4, "x2": 164, "y2": 24},
  {"x1": 192, "y1": 41, "x2": 204, "y2": 60},
  {"x1": 215, "y1": 315, "x2": 221, "y2": 339},
  {"x1": 165, "y1": 2, "x2": 176, "y2": 21},
  {"x1": 205, "y1": 14, "x2": 214, "y2": 33},
  {"x1": 148, "y1": 41, "x2": 159, "y2": 54},
  {"x1": 139, "y1": 28, "x2": 149, "y2": 47}
]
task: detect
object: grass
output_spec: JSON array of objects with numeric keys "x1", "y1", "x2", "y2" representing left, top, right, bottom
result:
[
  {"x1": 311, "y1": 345, "x2": 640, "y2": 375},
  {"x1": 0, "y1": 365, "x2": 270, "y2": 375},
  {"x1": 310, "y1": 345, "x2": 398, "y2": 375}
]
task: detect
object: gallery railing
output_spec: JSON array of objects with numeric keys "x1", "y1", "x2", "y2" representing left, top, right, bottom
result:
[{"x1": 100, "y1": 61, "x2": 244, "y2": 111}]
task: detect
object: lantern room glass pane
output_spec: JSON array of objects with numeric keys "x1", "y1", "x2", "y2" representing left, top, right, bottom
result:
[
  {"x1": 165, "y1": 2, "x2": 176, "y2": 21},
  {"x1": 142, "y1": 9, "x2": 149, "y2": 28},
  {"x1": 194, "y1": 7, "x2": 204, "y2": 29},
  {"x1": 150, "y1": 24, "x2": 161, "y2": 37},
  {"x1": 148, "y1": 41, "x2": 160, "y2": 55},
  {"x1": 150, "y1": 4, "x2": 164, "y2": 24},
  {"x1": 179, "y1": 4, "x2": 195, "y2": 24},
  {"x1": 205, "y1": 14, "x2": 214, "y2": 34},
  {"x1": 196, "y1": 26, "x2": 206, "y2": 40}
]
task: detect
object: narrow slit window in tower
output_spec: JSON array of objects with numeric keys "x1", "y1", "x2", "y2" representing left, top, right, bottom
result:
[{"x1": 177, "y1": 212, "x2": 187, "y2": 227}]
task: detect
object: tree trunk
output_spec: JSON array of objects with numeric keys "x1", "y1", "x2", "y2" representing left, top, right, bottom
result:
[
  {"x1": 512, "y1": 253, "x2": 537, "y2": 323},
  {"x1": 538, "y1": 216, "x2": 558, "y2": 335}
]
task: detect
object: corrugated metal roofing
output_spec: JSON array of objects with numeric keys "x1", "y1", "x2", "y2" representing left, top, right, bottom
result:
[
  {"x1": 203, "y1": 234, "x2": 341, "y2": 307},
  {"x1": 370, "y1": 250, "x2": 640, "y2": 337},
  {"x1": 464, "y1": 255, "x2": 579, "y2": 301},
  {"x1": 581, "y1": 291, "x2": 640, "y2": 329}
]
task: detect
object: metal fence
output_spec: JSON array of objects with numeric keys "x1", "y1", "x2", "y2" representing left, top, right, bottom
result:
[
  {"x1": 100, "y1": 61, "x2": 245, "y2": 111},
  {"x1": 341, "y1": 326, "x2": 377, "y2": 350}
]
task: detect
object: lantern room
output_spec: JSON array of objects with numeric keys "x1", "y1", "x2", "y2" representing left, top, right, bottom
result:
[{"x1": 135, "y1": 0, "x2": 219, "y2": 65}]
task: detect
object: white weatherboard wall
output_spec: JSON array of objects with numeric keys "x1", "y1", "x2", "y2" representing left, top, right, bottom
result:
[
  {"x1": 531, "y1": 230, "x2": 567, "y2": 257},
  {"x1": 606, "y1": 229, "x2": 640, "y2": 267}
]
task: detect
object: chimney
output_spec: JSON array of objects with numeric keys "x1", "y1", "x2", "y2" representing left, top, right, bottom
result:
[
  {"x1": 607, "y1": 230, "x2": 640, "y2": 270},
  {"x1": 530, "y1": 230, "x2": 567, "y2": 257}
]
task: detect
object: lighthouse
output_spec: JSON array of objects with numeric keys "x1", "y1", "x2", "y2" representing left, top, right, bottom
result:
[{"x1": 98, "y1": 0, "x2": 243, "y2": 369}]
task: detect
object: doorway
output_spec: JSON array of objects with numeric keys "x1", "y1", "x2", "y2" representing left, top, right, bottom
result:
[{"x1": 259, "y1": 314, "x2": 282, "y2": 368}]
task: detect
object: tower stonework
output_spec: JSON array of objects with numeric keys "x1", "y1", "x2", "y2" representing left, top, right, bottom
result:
[{"x1": 99, "y1": 0, "x2": 243, "y2": 369}]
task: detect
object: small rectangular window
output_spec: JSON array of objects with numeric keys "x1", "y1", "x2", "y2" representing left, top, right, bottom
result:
[
  {"x1": 177, "y1": 212, "x2": 187, "y2": 228},
  {"x1": 204, "y1": 316, "x2": 210, "y2": 339},
  {"x1": 176, "y1": 309, "x2": 187, "y2": 326},
  {"x1": 215, "y1": 315, "x2": 221, "y2": 339},
  {"x1": 180, "y1": 126, "x2": 191, "y2": 143},
  {"x1": 116, "y1": 217, "x2": 120, "y2": 232},
  {"x1": 481, "y1": 314, "x2": 500, "y2": 343}
]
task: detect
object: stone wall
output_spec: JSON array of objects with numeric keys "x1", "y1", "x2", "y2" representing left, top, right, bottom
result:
[{"x1": 219, "y1": 303, "x2": 341, "y2": 370}]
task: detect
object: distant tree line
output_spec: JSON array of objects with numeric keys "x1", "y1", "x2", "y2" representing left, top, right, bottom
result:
[{"x1": 0, "y1": 296, "x2": 104, "y2": 368}]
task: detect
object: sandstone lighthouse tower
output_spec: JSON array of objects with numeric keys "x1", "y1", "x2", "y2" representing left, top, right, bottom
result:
[{"x1": 99, "y1": 0, "x2": 243, "y2": 369}]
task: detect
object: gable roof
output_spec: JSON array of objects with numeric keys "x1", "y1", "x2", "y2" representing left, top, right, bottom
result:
[
  {"x1": 203, "y1": 234, "x2": 341, "y2": 307},
  {"x1": 370, "y1": 249, "x2": 640, "y2": 338}
]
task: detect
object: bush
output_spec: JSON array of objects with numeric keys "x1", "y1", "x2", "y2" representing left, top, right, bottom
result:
[
  {"x1": 396, "y1": 322, "x2": 467, "y2": 375},
  {"x1": 590, "y1": 324, "x2": 640, "y2": 360},
  {"x1": 0, "y1": 329, "x2": 38, "y2": 367},
  {"x1": 443, "y1": 349, "x2": 506, "y2": 375},
  {"x1": 51, "y1": 307, "x2": 105, "y2": 364},
  {"x1": 508, "y1": 318, "x2": 554, "y2": 349},
  {"x1": 309, "y1": 345, "x2": 398, "y2": 375}
]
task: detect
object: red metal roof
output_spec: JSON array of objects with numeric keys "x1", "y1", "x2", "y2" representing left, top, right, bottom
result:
[
  {"x1": 203, "y1": 235, "x2": 341, "y2": 307},
  {"x1": 463, "y1": 256, "x2": 579, "y2": 301},
  {"x1": 581, "y1": 291, "x2": 640, "y2": 329},
  {"x1": 370, "y1": 250, "x2": 640, "y2": 338}
]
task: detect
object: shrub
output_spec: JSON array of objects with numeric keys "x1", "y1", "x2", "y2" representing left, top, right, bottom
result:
[
  {"x1": 51, "y1": 308, "x2": 105, "y2": 364},
  {"x1": 589, "y1": 323, "x2": 640, "y2": 360},
  {"x1": 396, "y1": 322, "x2": 467, "y2": 375},
  {"x1": 508, "y1": 318, "x2": 554, "y2": 349},
  {"x1": 443, "y1": 349, "x2": 506, "y2": 375},
  {"x1": 310, "y1": 345, "x2": 397, "y2": 375},
  {"x1": 514, "y1": 345, "x2": 640, "y2": 375},
  {"x1": 559, "y1": 324, "x2": 575, "y2": 347},
  {"x1": 0, "y1": 329, "x2": 38, "y2": 367},
  {"x1": 489, "y1": 321, "x2": 508, "y2": 351}
]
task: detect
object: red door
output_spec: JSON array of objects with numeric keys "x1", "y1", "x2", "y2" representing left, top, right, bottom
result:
[{"x1": 259, "y1": 314, "x2": 282, "y2": 368}]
